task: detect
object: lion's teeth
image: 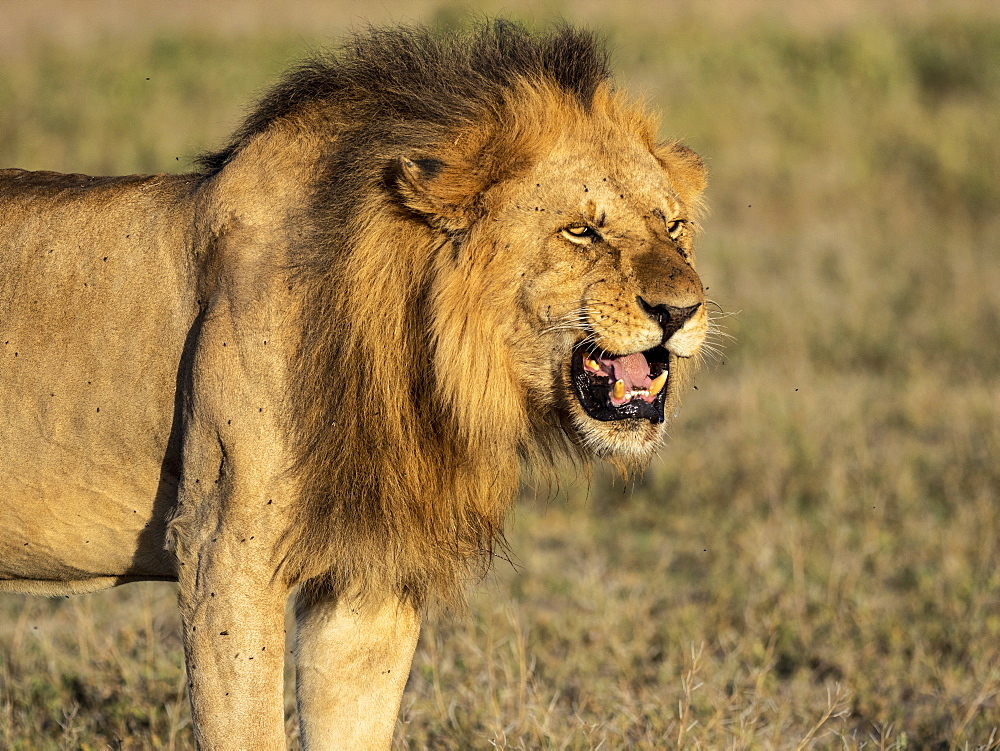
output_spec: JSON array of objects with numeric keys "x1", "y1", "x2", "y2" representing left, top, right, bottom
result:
[
  {"x1": 612, "y1": 380, "x2": 625, "y2": 400},
  {"x1": 585, "y1": 357, "x2": 600, "y2": 371},
  {"x1": 649, "y1": 371, "x2": 668, "y2": 397}
]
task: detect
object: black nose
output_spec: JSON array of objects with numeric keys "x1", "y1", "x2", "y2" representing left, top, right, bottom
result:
[{"x1": 637, "y1": 297, "x2": 701, "y2": 341}]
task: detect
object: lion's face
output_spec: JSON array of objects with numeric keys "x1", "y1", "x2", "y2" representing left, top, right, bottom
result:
[
  {"x1": 484, "y1": 128, "x2": 708, "y2": 462},
  {"x1": 396, "y1": 90, "x2": 707, "y2": 465}
]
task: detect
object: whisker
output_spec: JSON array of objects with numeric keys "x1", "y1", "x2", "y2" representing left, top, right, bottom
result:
[
  {"x1": 706, "y1": 328, "x2": 736, "y2": 344},
  {"x1": 705, "y1": 299, "x2": 738, "y2": 317},
  {"x1": 542, "y1": 305, "x2": 604, "y2": 337}
]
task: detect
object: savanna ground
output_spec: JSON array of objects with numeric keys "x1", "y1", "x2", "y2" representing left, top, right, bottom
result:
[{"x1": 1, "y1": 1, "x2": 999, "y2": 748}]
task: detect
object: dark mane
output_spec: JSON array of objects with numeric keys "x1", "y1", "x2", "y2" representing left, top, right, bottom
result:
[
  {"x1": 196, "y1": 21, "x2": 611, "y2": 176},
  {"x1": 198, "y1": 22, "x2": 623, "y2": 609}
]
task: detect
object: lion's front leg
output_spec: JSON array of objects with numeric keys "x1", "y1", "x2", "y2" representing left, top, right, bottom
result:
[
  {"x1": 294, "y1": 589, "x2": 421, "y2": 750},
  {"x1": 178, "y1": 544, "x2": 289, "y2": 750}
]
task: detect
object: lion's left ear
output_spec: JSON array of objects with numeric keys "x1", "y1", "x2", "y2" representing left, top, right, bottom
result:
[
  {"x1": 654, "y1": 142, "x2": 707, "y2": 206},
  {"x1": 393, "y1": 156, "x2": 478, "y2": 231}
]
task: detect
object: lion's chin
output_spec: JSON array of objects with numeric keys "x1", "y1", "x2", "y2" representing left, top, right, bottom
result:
[{"x1": 569, "y1": 407, "x2": 667, "y2": 464}]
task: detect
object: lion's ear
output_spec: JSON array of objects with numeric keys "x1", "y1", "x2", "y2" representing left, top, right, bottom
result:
[
  {"x1": 394, "y1": 156, "x2": 473, "y2": 231},
  {"x1": 655, "y1": 142, "x2": 707, "y2": 207}
]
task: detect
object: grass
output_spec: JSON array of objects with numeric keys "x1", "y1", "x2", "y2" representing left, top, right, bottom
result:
[{"x1": 2, "y1": 1, "x2": 999, "y2": 748}]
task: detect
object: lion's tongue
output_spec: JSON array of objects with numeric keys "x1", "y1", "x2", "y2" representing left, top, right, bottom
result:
[{"x1": 601, "y1": 352, "x2": 653, "y2": 406}]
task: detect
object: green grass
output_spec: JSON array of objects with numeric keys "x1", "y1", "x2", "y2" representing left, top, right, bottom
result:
[{"x1": 2, "y1": 2, "x2": 1000, "y2": 748}]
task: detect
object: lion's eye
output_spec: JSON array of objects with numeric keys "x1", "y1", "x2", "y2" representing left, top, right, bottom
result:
[
  {"x1": 561, "y1": 225, "x2": 598, "y2": 243},
  {"x1": 666, "y1": 219, "x2": 685, "y2": 240}
]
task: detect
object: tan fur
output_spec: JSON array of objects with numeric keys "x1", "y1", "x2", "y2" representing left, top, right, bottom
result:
[{"x1": 0, "y1": 23, "x2": 707, "y2": 748}]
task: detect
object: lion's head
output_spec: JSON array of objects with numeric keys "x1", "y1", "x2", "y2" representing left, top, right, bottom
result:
[
  {"x1": 400, "y1": 86, "x2": 707, "y2": 464},
  {"x1": 198, "y1": 22, "x2": 709, "y2": 603},
  {"x1": 396, "y1": 83, "x2": 707, "y2": 465}
]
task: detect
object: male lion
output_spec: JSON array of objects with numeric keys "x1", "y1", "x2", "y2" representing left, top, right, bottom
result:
[{"x1": 0, "y1": 22, "x2": 708, "y2": 749}]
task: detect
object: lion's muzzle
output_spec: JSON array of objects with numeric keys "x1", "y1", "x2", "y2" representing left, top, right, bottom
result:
[{"x1": 569, "y1": 296, "x2": 703, "y2": 424}]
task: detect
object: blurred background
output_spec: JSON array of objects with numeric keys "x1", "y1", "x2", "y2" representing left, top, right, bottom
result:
[{"x1": 1, "y1": 1, "x2": 998, "y2": 747}]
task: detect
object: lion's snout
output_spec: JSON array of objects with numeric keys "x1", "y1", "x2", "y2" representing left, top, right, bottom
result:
[{"x1": 638, "y1": 297, "x2": 702, "y2": 345}]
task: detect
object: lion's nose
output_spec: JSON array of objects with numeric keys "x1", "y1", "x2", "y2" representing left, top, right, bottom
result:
[{"x1": 637, "y1": 297, "x2": 701, "y2": 343}]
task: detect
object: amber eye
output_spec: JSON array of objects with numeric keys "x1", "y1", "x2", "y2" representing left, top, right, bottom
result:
[
  {"x1": 666, "y1": 219, "x2": 685, "y2": 240},
  {"x1": 561, "y1": 225, "x2": 598, "y2": 243}
]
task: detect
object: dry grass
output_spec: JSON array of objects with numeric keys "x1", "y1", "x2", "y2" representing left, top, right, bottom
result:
[{"x1": 2, "y1": 1, "x2": 999, "y2": 748}]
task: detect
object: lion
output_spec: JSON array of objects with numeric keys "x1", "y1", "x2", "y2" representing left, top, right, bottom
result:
[{"x1": 0, "y1": 21, "x2": 708, "y2": 750}]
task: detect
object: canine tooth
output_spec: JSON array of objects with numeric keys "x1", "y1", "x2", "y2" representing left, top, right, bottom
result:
[
  {"x1": 585, "y1": 357, "x2": 600, "y2": 371},
  {"x1": 613, "y1": 379, "x2": 625, "y2": 400},
  {"x1": 649, "y1": 371, "x2": 668, "y2": 397}
]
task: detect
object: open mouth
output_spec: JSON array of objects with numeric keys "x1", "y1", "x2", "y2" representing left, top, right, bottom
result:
[{"x1": 570, "y1": 342, "x2": 670, "y2": 424}]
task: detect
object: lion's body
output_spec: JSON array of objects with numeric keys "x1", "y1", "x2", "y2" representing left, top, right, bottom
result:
[
  {"x1": 0, "y1": 23, "x2": 709, "y2": 749},
  {"x1": 0, "y1": 172, "x2": 196, "y2": 593}
]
